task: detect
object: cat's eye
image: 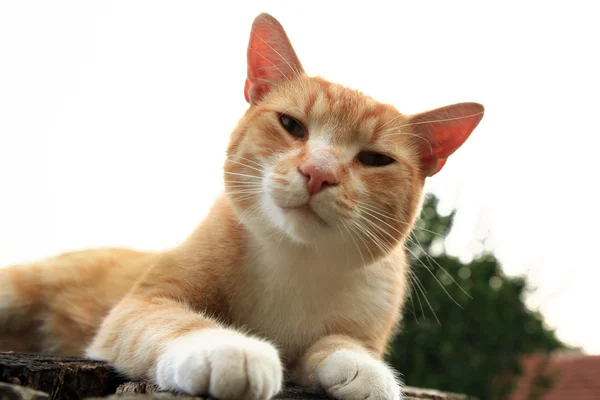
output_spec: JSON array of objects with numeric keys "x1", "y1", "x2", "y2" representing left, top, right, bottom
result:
[
  {"x1": 279, "y1": 114, "x2": 306, "y2": 139},
  {"x1": 357, "y1": 152, "x2": 395, "y2": 167}
]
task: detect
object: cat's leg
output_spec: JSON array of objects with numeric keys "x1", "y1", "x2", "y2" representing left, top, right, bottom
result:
[
  {"x1": 87, "y1": 296, "x2": 283, "y2": 400},
  {"x1": 291, "y1": 335, "x2": 402, "y2": 400},
  {"x1": 0, "y1": 249, "x2": 147, "y2": 354}
]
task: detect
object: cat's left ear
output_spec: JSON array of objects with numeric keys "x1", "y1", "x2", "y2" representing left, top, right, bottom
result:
[
  {"x1": 410, "y1": 102, "x2": 484, "y2": 177},
  {"x1": 244, "y1": 13, "x2": 304, "y2": 104}
]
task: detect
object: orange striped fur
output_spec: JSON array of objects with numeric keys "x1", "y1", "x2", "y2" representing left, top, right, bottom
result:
[{"x1": 0, "y1": 13, "x2": 484, "y2": 400}]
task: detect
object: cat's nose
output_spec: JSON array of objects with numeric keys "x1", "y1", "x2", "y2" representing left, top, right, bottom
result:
[{"x1": 300, "y1": 163, "x2": 339, "y2": 195}]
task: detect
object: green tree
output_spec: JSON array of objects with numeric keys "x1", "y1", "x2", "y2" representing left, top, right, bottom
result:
[{"x1": 387, "y1": 195, "x2": 564, "y2": 400}]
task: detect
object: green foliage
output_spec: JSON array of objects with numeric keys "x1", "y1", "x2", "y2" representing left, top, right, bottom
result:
[{"x1": 386, "y1": 195, "x2": 564, "y2": 400}]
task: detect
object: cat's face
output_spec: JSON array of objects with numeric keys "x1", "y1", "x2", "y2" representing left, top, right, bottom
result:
[
  {"x1": 224, "y1": 14, "x2": 483, "y2": 259},
  {"x1": 226, "y1": 78, "x2": 422, "y2": 249}
]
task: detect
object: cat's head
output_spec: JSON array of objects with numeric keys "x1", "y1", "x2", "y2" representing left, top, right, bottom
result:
[{"x1": 225, "y1": 13, "x2": 483, "y2": 260}]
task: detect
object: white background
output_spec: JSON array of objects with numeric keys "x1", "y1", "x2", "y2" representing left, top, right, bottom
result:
[{"x1": 1, "y1": 1, "x2": 598, "y2": 353}]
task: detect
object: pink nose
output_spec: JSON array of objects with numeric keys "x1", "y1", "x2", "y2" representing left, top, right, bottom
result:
[{"x1": 300, "y1": 164, "x2": 338, "y2": 195}]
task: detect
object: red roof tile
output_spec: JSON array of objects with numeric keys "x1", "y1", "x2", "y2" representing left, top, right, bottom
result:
[{"x1": 511, "y1": 351, "x2": 600, "y2": 400}]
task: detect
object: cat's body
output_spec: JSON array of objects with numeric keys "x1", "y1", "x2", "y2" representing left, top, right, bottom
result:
[{"x1": 0, "y1": 13, "x2": 484, "y2": 400}]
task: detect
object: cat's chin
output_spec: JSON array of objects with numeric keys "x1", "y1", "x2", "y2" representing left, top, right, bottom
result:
[
  {"x1": 258, "y1": 197, "x2": 333, "y2": 245},
  {"x1": 279, "y1": 206, "x2": 329, "y2": 243},
  {"x1": 281, "y1": 204, "x2": 328, "y2": 226},
  {"x1": 279, "y1": 211, "x2": 329, "y2": 245}
]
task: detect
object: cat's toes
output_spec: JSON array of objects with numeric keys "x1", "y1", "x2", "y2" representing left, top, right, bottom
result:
[
  {"x1": 316, "y1": 349, "x2": 402, "y2": 400},
  {"x1": 156, "y1": 329, "x2": 283, "y2": 400}
]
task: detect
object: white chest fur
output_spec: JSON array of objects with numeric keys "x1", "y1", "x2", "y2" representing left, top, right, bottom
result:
[{"x1": 229, "y1": 240, "x2": 403, "y2": 361}]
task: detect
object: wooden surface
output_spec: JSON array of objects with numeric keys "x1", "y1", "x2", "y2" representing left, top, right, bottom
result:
[
  {"x1": 0, "y1": 381, "x2": 50, "y2": 400},
  {"x1": 0, "y1": 352, "x2": 122, "y2": 399},
  {"x1": 0, "y1": 352, "x2": 476, "y2": 400},
  {"x1": 113, "y1": 382, "x2": 475, "y2": 400}
]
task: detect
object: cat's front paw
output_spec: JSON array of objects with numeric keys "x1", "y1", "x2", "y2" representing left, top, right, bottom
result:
[
  {"x1": 156, "y1": 329, "x2": 283, "y2": 400},
  {"x1": 316, "y1": 350, "x2": 402, "y2": 400}
]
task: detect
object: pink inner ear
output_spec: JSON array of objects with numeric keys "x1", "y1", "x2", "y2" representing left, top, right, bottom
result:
[
  {"x1": 245, "y1": 13, "x2": 304, "y2": 104},
  {"x1": 412, "y1": 102, "x2": 484, "y2": 176}
]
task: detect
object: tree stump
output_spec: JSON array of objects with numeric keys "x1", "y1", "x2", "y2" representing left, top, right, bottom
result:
[
  {"x1": 112, "y1": 382, "x2": 475, "y2": 400},
  {"x1": 0, "y1": 352, "x2": 122, "y2": 399},
  {"x1": 0, "y1": 381, "x2": 49, "y2": 400},
  {"x1": 0, "y1": 352, "x2": 477, "y2": 400}
]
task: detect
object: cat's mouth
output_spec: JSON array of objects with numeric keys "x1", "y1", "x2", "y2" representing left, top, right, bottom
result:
[{"x1": 281, "y1": 204, "x2": 327, "y2": 225}]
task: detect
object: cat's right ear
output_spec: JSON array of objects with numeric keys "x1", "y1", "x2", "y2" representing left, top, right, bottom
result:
[{"x1": 245, "y1": 13, "x2": 304, "y2": 104}]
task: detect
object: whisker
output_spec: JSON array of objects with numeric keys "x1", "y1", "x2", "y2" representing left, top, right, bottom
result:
[
  {"x1": 346, "y1": 222, "x2": 374, "y2": 281},
  {"x1": 335, "y1": 224, "x2": 351, "y2": 270},
  {"x1": 225, "y1": 159, "x2": 264, "y2": 174},
  {"x1": 408, "y1": 266, "x2": 440, "y2": 325},
  {"x1": 358, "y1": 206, "x2": 405, "y2": 239},
  {"x1": 407, "y1": 270, "x2": 426, "y2": 321},
  {"x1": 235, "y1": 201, "x2": 262, "y2": 225},
  {"x1": 225, "y1": 187, "x2": 263, "y2": 193},
  {"x1": 395, "y1": 112, "x2": 485, "y2": 131},
  {"x1": 357, "y1": 216, "x2": 396, "y2": 253},
  {"x1": 379, "y1": 111, "x2": 485, "y2": 137},
  {"x1": 357, "y1": 208, "x2": 462, "y2": 318},
  {"x1": 357, "y1": 221, "x2": 392, "y2": 256},
  {"x1": 225, "y1": 183, "x2": 264, "y2": 189},
  {"x1": 226, "y1": 155, "x2": 264, "y2": 169},
  {"x1": 224, "y1": 171, "x2": 263, "y2": 180},
  {"x1": 357, "y1": 202, "x2": 445, "y2": 238},
  {"x1": 228, "y1": 193, "x2": 260, "y2": 202},
  {"x1": 357, "y1": 210, "x2": 458, "y2": 320},
  {"x1": 340, "y1": 218, "x2": 366, "y2": 268},
  {"x1": 410, "y1": 233, "x2": 473, "y2": 300},
  {"x1": 405, "y1": 246, "x2": 464, "y2": 310},
  {"x1": 225, "y1": 189, "x2": 263, "y2": 195},
  {"x1": 377, "y1": 113, "x2": 408, "y2": 131},
  {"x1": 379, "y1": 131, "x2": 434, "y2": 155},
  {"x1": 225, "y1": 179, "x2": 264, "y2": 185},
  {"x1": 348, "y1": 220, "x2": 376, "y2": 263},
  {"x1": 225, "y1": 184, "x2": 264, "y2": 190},
  {"x1": 406, "y1": 288, "x2": 420, "y2": 323}
]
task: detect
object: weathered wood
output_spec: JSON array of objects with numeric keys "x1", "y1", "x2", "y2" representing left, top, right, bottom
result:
[
  {"x1": 403, "y1": 387, "x2": 477, "y2": 400},
  {"x1": 114, "y1": 381, "x2": 476, "y2": 400},
  {"x1": 114, "y1": 381, "x2": 329, "y2": 399},
  {"x1": 0, "y1": 352, "x2": 122, "y2": 400},
  {"x1": 1, "y1": 352, "x2": 477, "y2": 400},
  {"x1": 0, "y1": 382, "x2": 49, "y2": 400}
]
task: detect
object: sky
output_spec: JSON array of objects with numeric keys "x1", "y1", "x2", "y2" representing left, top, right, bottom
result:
[{"x1": 0, "y1": 1, "x2": 599, "y2": 353}]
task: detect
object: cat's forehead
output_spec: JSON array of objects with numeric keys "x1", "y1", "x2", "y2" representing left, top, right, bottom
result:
[{"x1": 272, "y1": 77, "x2": 409, "y2": 145}]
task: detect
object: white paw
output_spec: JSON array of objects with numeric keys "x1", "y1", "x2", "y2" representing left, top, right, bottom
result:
[
  {"x1": 156, "y1": 329, "x2": 283, "y2": 400},
  {"x1": 316, "y1": 350, "x2": 402, "y2": 400}
]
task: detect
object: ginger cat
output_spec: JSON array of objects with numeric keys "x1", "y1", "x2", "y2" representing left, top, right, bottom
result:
[{"x1": 0, "y1": 13, "x2": 484, "y2": 400}]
